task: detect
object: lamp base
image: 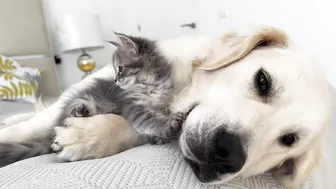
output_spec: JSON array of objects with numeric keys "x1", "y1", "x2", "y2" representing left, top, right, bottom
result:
[{"x1": 77, "y1": 49, "x2": 96, "y2": 79}]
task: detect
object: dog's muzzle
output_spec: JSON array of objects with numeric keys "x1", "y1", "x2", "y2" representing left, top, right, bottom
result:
[{"x1": 184, "y1": 128, "x2": 246, "y2": 183}]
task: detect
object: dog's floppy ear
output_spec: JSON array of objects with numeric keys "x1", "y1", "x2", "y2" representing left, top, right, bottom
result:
[
  {"x1": 271, "y1": 136, "x2": 325, "y2": 189},
  {"x1": 197, "y1": 26, "x2": 288, "y2": 71}
]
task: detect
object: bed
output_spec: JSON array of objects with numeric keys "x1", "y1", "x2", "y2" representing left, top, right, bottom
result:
[
  {"x1": 0, "y1": 1, "x2": 335, "y2": 189},
  {"x1": 0, "y1": 89, "x2": 335, "y2": 189}
]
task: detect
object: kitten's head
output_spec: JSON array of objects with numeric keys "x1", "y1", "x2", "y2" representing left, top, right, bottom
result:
[
  {"x1": 109, "y1": 33, "x2": 164, "y2": 88},
  {"x1": 111, "y1": 34, "x2": 142, "y2": 85}
]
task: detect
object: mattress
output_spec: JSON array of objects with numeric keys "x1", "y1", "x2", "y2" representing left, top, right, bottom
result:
[{"x1": 0, "y1": 92, "x2": 335, "y2": 189}]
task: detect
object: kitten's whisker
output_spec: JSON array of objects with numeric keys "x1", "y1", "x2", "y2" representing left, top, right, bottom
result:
[{"x1": 108, "y1": 84, "x2": 118, "y2": 94}]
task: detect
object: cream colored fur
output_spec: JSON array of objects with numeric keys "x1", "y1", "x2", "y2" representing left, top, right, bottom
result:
[
  {"x1": 0, "y1": 26, "x2": 332, "y2": 189},
  {"x1": 51, "y1": 114, "x2": 136, "y2": 162},
  {"x1": 177, "y1": 27, "x2": 331, "y2": 189}
]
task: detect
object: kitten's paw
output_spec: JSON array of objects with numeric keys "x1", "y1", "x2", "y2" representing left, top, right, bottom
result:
[
  {"x1": 171, "y1": 112, "x2": 184, "y2": 131},
  {"x1": 147, "y1": 112, "x2": 185, "y2": 145},
  {"x1": 164, "y1": 112, "x2": 185, "y2": 137},
  {"x1": 70, "y1": 104, "x2": 92, "y2": 117},
  {"x1": 145, "y1": 112, "x2": 185, "y2": 145}
]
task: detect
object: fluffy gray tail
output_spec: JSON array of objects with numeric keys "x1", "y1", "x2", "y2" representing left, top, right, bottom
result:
[{"x1": 0, "y1": 141, "x2": 50, "y2": 167}]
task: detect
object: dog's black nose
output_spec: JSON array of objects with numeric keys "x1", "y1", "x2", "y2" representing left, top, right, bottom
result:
[{"x1": 213, "y1": 132, "x2": 246, "y2": 173}]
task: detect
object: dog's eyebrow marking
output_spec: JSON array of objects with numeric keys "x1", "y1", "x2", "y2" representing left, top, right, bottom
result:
[{"x1": 279, "y1": 125, "x2": 309, "y2": 141}]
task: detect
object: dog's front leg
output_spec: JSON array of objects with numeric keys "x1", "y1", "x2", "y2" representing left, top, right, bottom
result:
[{"x1": 51, "y1": 114, "x2": 137, "y2": 161}]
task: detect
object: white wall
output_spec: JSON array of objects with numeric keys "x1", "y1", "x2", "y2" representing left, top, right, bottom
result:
[
  {"x1": 42, "y1": 0, "x2": 210, "y2": 89},
  {"x1": 42, "y1": 0, "x2": 208, "y2": 89},
  {"x1": 206, "y1": 0, "x2": 336, "y2": 87},
  {"x1": 43, "y1": 0, "x2": 336, "y2": 89},
  {"x1": 42, "y1": 0, "x2": 129, "y2": 89}
]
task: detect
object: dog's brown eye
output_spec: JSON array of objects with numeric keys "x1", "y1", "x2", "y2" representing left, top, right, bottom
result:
[
  {"x1": 254, "y1": 68, "x2": 270, "y2": 96},
  {"x1": 280, "y1": 133, "x2": 298, "y2": 147}
]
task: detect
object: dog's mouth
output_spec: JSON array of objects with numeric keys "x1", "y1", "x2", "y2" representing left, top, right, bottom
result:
[
  {"x1": 185, "y1": 157, "x2": 239, "y2": 183},
  {"x1": 185, "y1": 157, "x2": 220, "y2": 183}
]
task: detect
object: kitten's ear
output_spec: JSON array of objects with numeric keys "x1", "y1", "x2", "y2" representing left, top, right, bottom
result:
[
  {"x1": 111, "y1": 32, "x2": 141, "y2": 68},
  {"x1": 114, "y1": 32, "x2": 138, "y2": 55}
]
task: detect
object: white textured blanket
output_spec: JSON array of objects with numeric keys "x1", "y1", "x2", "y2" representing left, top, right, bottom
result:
[
  {"x1": 0, "y1": 136, "x2": 335, "y2": 189},
  {"x1": 0, "y1": 93, "x2": 335, "y2": 189}
]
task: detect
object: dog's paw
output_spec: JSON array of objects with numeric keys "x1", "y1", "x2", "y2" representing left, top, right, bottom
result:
[
  {"x1": 70, "y1": 104, "x2": 92, "y2": 117},
  {"x1": 51, "y1": 115, "x2": 136, "y2": 162},
  {"x1": 51, "y1": 122, "x2": 90, "y2": 161}
]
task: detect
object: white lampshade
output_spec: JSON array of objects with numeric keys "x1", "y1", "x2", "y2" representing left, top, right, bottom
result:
[{"x1": 56, "y1": 13, "x2": 104, "y2": 52}]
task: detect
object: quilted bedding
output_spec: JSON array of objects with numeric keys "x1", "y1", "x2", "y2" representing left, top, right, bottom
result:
[
  {"x1": 0, "y1": 91, "x2": 335, "y2": 189},
  {"x1": 0, "y1": 97, "x2": 57, "y2": 124}
]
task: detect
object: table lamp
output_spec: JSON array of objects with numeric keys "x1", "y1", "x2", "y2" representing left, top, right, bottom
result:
[{"x1": 56, "y1": 13, "x2": 104, "y2": 78}]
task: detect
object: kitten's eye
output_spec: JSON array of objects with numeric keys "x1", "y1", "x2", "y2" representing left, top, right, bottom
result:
[
  {"x1": 280, "y1": 133, "x2": 298, "y2": 147},
  {"x1": 254, "y1": 68, "x2": 270, "y2": 96},
  {"x1": 115, "y1": 66, "x2": 125, "y2": 83},
  {"x1": 118, "y1": 66, "x2": 123, "y2": 75}
]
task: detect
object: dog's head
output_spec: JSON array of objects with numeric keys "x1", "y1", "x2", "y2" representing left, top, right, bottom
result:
[{"x1": 180, "y1": 26, "x2": 332, "y2": 189}]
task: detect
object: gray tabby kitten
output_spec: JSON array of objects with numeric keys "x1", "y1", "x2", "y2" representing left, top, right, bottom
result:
[
  {"x1": 0, "y1": 33, "x2": 187, "y2": 167},
  {"x1": 61, "y1": 33, "x2": 185, "y2": 144}
]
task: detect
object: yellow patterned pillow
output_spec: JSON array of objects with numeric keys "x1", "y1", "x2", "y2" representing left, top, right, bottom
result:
[
  {"x1": 0, "y1": 55, "x2": 42, "y2": 104},
  {"x1": 0, "y1": 72, "x2": 38, "y2": 103},
  {"x1": 0, "y1": 55, "x2": 17, "y2": 72},
  {"x1": 0, "y1": 55, "x2": 42, "y2": 76}
]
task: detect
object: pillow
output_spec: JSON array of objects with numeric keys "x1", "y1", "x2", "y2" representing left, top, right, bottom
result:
[
  {"x1": 0, "y1": 72, "x2": 39, "y2": 103},
  {"x1": 0, "y1": 55, "x2": 42, "y2": 104},
  {"x1": 0, "y1": 55, "x2": 42, "y2": 78}
]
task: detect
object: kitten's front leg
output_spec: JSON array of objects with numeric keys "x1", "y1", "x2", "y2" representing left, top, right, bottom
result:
[
  {"x1": 124, "y1": 102, "x2": 198, "y2": 145},
  {"x1": 164, "y1": 111, "x2": 185, "y2": 137},
  {"x1": 149, "y1": 102, "x2": 199, "y2": 145},
  {"x1": 148, "y1": 111, "x2": 185, "y2": 144}
]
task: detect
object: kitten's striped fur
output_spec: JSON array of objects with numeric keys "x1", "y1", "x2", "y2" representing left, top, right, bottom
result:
[
  {"x1": 0, "y1": 33, "x2": 187, "y2": 167},
  {"x1": 62, "y1": 34, "x2": 184, "y2": 144}
]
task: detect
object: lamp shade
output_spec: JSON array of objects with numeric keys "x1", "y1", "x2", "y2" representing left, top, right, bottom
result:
[{"x1": 56, "y1": 13, "x2": 104, "y2": 52}]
